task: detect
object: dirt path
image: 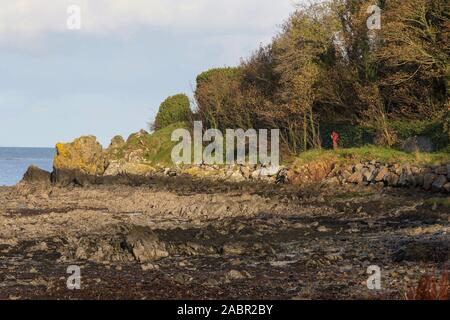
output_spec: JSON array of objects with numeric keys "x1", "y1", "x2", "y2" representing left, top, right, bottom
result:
[{"x1": 0, "y1": 178, "x2": 448, "y2": 299}]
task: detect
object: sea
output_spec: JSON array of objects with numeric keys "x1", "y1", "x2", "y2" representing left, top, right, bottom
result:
[{"x1": 0, "y1": 147, "x2": 55, "y2": 186}]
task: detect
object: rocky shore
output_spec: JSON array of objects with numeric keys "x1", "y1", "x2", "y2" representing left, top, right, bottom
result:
[
  {"x1": 0, "y1": 172, "x2": 449, "y2": 299},
  {"x1": 0, "y1": 134, "x2": 448, "y2": 299},
  {"x1": 48, "y1": 135, "x2": 450, "y2": 193}
]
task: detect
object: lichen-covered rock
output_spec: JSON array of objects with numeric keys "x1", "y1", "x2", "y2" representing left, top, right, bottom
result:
[
  {"x1": 54, "y1": 136, "x2": 107, "y2": 176},
  {"x1": 182, "y1": 166, "x2": 220, "y2": 178},
  {"x1": 106, "y1": 135, "x2": 125, "y2": 159},
  {"x1": 229, "y1": 171, "x2": 246, "y2": 182},
  {"x1": 122, "y1": 130, "x2": 151, "y2": 163},
  {"x1": 109, "y1": 135, "x2": 125, "y2": 148},
  {"x1": 104, "y1": 161, "x2": 156, "y2": 177}
]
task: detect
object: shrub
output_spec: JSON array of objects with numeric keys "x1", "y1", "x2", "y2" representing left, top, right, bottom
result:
[
  {"x1": 405, "y1": 270, "x2": 449, "y2": 300},
  {"x1": 319, "y1": 123, "x2": 375, "y2": 149},
  {"x1": 196, "y1": 67, "x2": 242, "y2": 88},
  {"x1": 389, "y1": 120, "x2": 449, "y2": 150},
  {"x1": 194, "y1": 68, "x2": 249, "y2": 130},
  {"x1": 153, "y1": 94, "x2": 192, "y2": 131}
]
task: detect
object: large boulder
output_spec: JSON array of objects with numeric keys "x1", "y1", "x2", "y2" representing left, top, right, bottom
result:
[
  {"x1": 21, "y1": 166, "x2": 51, "y2": 184},
  {"x1": 53, "y1": 136, "x2": 108, "y2": 185},
  {"x1": 54, "y1": 136, "x2": 107, "y2": 175},
  {"x1": 402, "y1": 136, "x2": 434, "y2": 153}
]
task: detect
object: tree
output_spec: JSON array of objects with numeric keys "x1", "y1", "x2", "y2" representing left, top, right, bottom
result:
[
  {"x1": 191, "y1": 0, "x2": 449, "y2": 152},
  {"x1": 376, "y1": 0, "x2": 449, "y2": 119},
  {"x1": 271, "y1": 2, "x2": 338, "y2": 152},
  {"x1": 153, "y1": 94, "x2": 192, "y2": 131},
  {"x1": 195, "y1": 68, "x2": 252, "y2": 130}
]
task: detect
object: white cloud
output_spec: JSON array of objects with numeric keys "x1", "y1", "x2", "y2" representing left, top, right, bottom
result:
[{"x1": 0, "y1": 0, "x2": 295, "y2": 46}]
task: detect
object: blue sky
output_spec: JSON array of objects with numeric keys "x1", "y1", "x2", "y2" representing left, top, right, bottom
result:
[{"x1": 0, "y1": 0, "x2": 295, "y2": 147}]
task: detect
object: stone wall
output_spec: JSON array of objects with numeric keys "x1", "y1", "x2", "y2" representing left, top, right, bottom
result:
[{"x1": 327, "y1": 162, "x2": 450, "y2": 193}]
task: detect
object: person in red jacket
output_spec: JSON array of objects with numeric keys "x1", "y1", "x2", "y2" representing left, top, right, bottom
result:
[{"x1": 331, "y1": 131, "x2": 340, "y2": 150}]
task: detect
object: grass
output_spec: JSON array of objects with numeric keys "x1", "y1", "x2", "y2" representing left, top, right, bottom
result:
[
  {"x1": 143, "y1": 122, "x2": 189, "y2": 165},
  {"x1": 292, "y1": 145, "x2": 450, "y2": 166},
  {"x1": 424, "y1": 197, "x2": 450, "y2": 208},
  {"x1": 116, "y1": 122, "x2": 189, "y2": 166},
  {"x1": 116, "y1": 126, "x2": 449, "y2": 168}
]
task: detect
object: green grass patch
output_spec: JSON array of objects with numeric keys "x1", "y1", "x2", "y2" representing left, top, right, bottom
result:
[
  {"x1": 115, "y1": 122, "x2": 189, "y2": 166},
  {"x1": 143, "y1": 122, "x2": 190, "y2": 165},
  {"x1": 116, "y1": 127, "x2": 449, "y2": 168},
  {"x1": 293, "y1": 145, "x2": 450, "y2": 166},
  {"x1": 424, "y1": 197, "x2": 450, "y2": 208}
]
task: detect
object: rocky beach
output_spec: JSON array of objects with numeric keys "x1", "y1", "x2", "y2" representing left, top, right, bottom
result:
[
  {"x1": 1, "y1": 0, "x2": 450, "y2": 304},
  {"x1": 0, "y1": 161, "x2": 448, "y2": 299}
]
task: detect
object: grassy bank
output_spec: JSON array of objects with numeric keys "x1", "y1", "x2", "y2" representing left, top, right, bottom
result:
[
  {"x1": 292, "y1": 146, "x2": 450, "y2": 166},
  {"x1": 424, "y1": 197, "x2": 450, "y2": 208},
  {"x1": 118, "y1": 124, "x2": 449, "y2": 168}
]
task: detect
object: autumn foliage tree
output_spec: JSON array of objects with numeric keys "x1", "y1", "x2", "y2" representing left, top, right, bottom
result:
[{"x1": 192, "y1": 0, "x2": 449, "y2": 153}]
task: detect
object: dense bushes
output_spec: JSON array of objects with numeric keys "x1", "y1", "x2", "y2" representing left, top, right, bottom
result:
[
  {"x1": 176, "y1": 1, "x2": 450, "y2": 154},
  {"x1": 319, "y1": 124, "x2": 375, "y2": 149},
  {"x1": 153, "y1": 94, "x2": 192, "y2": 131},
  {"x1": 389, "y1": 120, "x2": 450, "y2": 150},
  {"x1": 194, "y1": 68, "x2": 251, "y2": 130}
]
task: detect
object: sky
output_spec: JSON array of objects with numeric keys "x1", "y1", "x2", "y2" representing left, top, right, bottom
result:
[{"x1": 0, "y1": 0, "x2": 295, "y2": 147}]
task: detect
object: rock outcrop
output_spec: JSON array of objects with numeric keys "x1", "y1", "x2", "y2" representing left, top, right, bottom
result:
[
  {"x1": 106, "y1": 135, "x2": 126, "y2": 159},
  {"x1": 21, "y1": 166, "x2": 51, "y2": 185},
  {"x1": 54, "y1": 136, "x2": 107, "y2": 175},
  {"x1": 25, "y1": 132, "x2": 448, "y2": 194},
  {"x1": 52, "y1": 136, "x2": 108, "y2": 185}
]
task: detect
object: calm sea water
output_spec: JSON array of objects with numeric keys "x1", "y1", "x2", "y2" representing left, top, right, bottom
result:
[{"x1": 0, "y1": 147, "x2": 55, "y2": 186}]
